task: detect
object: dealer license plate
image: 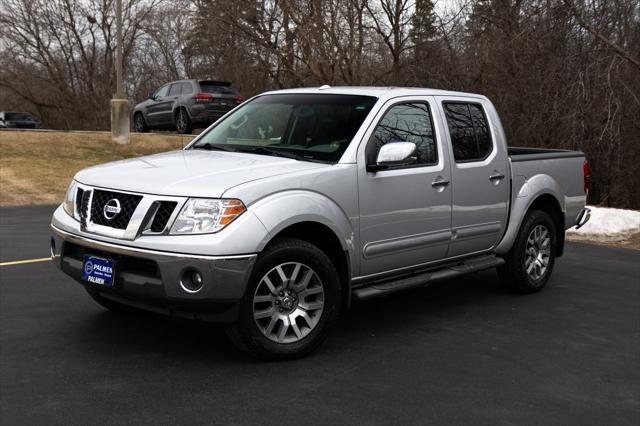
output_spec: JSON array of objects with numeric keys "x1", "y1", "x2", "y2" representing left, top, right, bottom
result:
[{"x1": 82, "y1": 255, "x2": 115, "y2": 286}]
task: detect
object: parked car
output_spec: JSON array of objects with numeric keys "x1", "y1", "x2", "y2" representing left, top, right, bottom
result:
[
  {"x1": 132, "y1": 79, "x2": 244, "y2": 134},
  {"x1": 0, "y1": 111, "x2": 40, "y2": 129},
  {"x1": 51, "y1": 87, "x2": 590, "y2": 360}
]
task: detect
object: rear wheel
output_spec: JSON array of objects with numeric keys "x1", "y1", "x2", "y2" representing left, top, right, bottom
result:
[
  {"x1": 226, "y1": 238, "x2": 341, "y2": 360},
  {"x1": 133, "y1": 112, "x2": 149, "y2": 133},
  {"x1": 498, "y1": 209, "x2": 557, "y2": 293},
  {"x1": 175, "y1": 108, "x2": 192, "y2": 134}
]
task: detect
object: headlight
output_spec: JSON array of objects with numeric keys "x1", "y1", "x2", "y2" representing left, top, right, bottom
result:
[
  {"x1": 62, "y1": 180, "x2": 78, "y2": 218},
  {"x1": 170, "y1": 198, "x2": 246, "y2": 234}
]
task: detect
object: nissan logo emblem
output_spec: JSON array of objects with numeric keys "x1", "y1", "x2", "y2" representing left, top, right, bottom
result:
[{"x1": 103, "y1": 199, "x2": 122, "y2": 220}]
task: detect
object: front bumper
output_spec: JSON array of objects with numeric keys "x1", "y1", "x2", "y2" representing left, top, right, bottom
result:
[{"x1": 51, "y1": 225, "x2": 257, "y2": 322}]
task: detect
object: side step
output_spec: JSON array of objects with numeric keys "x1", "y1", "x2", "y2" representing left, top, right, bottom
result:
[{"x1": 352, "y1": 254, "x2": 505, "y2": 301}]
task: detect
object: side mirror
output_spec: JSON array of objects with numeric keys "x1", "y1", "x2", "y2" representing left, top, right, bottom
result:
[
  {"x1": 148, "y1": 92, "x2": 156, "y2": 100},
  {"x1": 367, "y1": 141, "x2": 417, "y2": 172}
]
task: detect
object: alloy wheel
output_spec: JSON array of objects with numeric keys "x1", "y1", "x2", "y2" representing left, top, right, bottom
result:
[
  {"x1": 176, "y1": 110, "x2": 186, "y2": 133},
  {"x1": 135, "y1": 115, "x2": 144, "y2": 132},
  {"x1": 253, "y1": 262, "x2": 325, "y2": 344},
  {"x1": 524, "y1": 224, "x2": 551, "y2": 281}
]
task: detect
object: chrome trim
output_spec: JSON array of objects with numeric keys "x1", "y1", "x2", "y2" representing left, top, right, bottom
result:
[
  {"x1": 575, "y1": 207, "x2": 591, "y2": 230},
  {"x1": 363, "y1": 230, "x2": 451, "y2": 259},
  {"x1": 123, "y1": 196, "x2": 156, "y2": 240},
  {"x1": 51, "y1": 225, "x2": 257, "y2": 261},
  {"x1": 74, "y1": 182, "x2": 188, "y2": 241}
]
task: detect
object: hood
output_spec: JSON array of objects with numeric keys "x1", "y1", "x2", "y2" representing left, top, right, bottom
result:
[{"x1": 75, "y1": 149, "x2": 328, "y2": 198}]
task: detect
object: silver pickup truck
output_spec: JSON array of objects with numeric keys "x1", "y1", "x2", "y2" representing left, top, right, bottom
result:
[{"x1": 51, "y1": 87, "x2": 591, "y2": 360}]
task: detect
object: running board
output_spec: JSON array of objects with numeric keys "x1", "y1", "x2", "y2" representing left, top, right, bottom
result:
[{"x1": 352, "y1": 254, "x2": 505, "y2": 300}]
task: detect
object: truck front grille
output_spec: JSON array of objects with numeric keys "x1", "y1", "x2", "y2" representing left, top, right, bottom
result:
[
  {"x1": 90, "y1": 189, "x2": 143, "y2": 229},
  {"x1": 150, "y1": 201, "x2": 178, "y2": 232}
]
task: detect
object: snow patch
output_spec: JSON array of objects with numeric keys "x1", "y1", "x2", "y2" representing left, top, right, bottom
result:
[{"x1": 567, "y1": 206, "x2": 640, "y2": 242}]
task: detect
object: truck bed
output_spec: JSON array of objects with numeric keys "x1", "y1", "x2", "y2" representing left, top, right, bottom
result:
[
  {"x1": 505, "y1": 146, "x2": 586, "y2": 238},
  {"x1": 508, "y1": 147, "x2": 585, "y2": 162}
]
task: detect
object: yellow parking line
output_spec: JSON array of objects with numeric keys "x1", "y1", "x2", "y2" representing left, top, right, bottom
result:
[{"x1": 0, "y1": 257, "x2": 52, "y2": 267}]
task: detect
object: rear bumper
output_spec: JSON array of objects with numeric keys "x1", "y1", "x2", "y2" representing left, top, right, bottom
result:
[
  {"x1": 51, "y1": 225, "x2": 257, "y2": 322},
  {"x1": 188, "y1": 105, "x2": 233, "y2": 124}
]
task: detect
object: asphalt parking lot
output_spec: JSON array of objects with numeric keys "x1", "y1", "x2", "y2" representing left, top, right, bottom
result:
[{"x1": 1, "y1": 205, "x2": 638, "y2": 425}]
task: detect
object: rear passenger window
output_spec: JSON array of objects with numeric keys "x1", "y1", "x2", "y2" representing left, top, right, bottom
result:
[
  {"x1": 181, "y1": 83, "x2": 193, "y2": 95},
  {"x1": 366, "y1": 102, "x2": 437, "y2": 167},
  {"x1": 443, "y1": 103, "x2": 492, "y2": 162},
  {"x1": 168, "y1": 84, "x2": 182, "y2": 96}
]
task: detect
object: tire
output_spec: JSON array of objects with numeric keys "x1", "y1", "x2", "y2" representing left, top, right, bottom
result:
[
  {"x1": 86, "y1": 289, "x2": 142, "y2": 313},
  {"x1": 498, "y1": 209, "x2": 557, "y2": 293},
  {"x1": 226, "y1": 238, "x2": 342, "y2": 361},
  {"x1": 133, "y1": 112, "x2": 149, "y2": 133},
  {"x1": 175, "y1": 108, "x2": 192, "y2": 134}
]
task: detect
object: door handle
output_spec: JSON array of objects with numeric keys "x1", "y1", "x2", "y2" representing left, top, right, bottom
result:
[
  {"x1": 431, "y1": 178, "x2": 450, "y2": 188},
  {"x1": 489, "y1": 172, "x2": 505, "y2": 181}
]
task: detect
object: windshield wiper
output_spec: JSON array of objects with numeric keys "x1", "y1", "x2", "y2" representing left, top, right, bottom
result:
[
  {"x1": 192, "y1": 143, "x2": 323, "y2": 163},
  {"x1": 191, "y1": 143, "x2": 238, "y2": 152},
  {"x1": 244, "y1": 146, "x2": 306, "y2": 161}
]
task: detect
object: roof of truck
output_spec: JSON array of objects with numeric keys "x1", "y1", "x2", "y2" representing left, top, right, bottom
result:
[{"x1": 262, "y1": 86, "x2": 489, "y2": 101}]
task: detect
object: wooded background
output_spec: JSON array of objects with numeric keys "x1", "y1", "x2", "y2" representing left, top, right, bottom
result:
[{"x1": 1, "y1": 0, "x2": 639, "y2": 208}]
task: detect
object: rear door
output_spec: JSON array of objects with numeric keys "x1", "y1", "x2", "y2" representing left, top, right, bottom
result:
[
  {"x1": 357, "y1": 96, "x2": 452, "y2": 277},
  {"x1": 435, "y1": 97, "x2": 509, "y2": 257}
]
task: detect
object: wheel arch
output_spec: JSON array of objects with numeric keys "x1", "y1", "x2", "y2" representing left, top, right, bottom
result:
[
  {"x1": 248, "y1": 190, "x2": 356, "y2": 311},
  {"x1": 264, "y1": 221, "x2": 352, "y2": 311},
  {"x1": 496, "y1": 171, "x2": 570, "y2": 256},
  {"x1": 526, "y1": 193, "x2": 565, "y2": 257},
  {"x1": 173, "y1": 104, "x2": 191, "y2": 120},
  {"x1": 496, "y1": 189, "x2": 566, "y2": 257}
]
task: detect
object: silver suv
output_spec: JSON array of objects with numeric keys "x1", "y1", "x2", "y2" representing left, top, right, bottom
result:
[
  {"x1": 52, "y1": 87, "x2": 590, "y2": 360},
  {"x1": 132, "y1": 79, "x2": 243, "y2": 134}
]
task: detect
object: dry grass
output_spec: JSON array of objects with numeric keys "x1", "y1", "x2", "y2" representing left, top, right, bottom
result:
[{"x1": 0, "y1": 130, "x2": 194, "y2": 205}]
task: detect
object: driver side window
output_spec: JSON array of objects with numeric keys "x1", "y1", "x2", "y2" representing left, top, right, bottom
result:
[
  {"x1": 155, "y1": 85, "x2": 170, "y2": 98},
  {"x1": 366, "y1": 102, "x2": 437, "y2": 167}
]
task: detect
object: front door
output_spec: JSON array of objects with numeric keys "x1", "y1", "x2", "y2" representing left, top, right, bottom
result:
[
  {"x1": 435, "y1": 97, "x2": 509, "y2": 257},
  {"x1": 357, "y1": 97, "x2": 452, "y2": 278},
  {"x1": 146, "y1": 84, "x2": 171, "y2": 126}
]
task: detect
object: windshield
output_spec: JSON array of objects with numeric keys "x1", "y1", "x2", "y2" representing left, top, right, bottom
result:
[
  {"x1": 200, "y1": 83, "x2": 237, "y2": 95},
  {"x1": 190, "y1": 94, "x2": 378, "y2": 163}
]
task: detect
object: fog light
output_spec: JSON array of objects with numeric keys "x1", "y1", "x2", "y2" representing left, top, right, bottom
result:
[{"x1": 180, "y1": 268, "x2": 204, "y2": 293}]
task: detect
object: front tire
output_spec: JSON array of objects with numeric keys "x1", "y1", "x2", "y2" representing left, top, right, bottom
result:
[
  {"x1": 498, "y1": 209, "x2": 557, "y2": 293},
  {"x1": 226, "y1": 238, "x2": 341, "y2": 361},
  {"x1": 175, "y1": 108, "x2": 192, "y2": 134},
  {"x1": 133, "y1": 112, "x2": 149, "y2": 133}
]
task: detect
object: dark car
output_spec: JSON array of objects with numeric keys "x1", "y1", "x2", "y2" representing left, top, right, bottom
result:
[
  {"x1": 0, "y1": 111, "x2": 40, "y2": 129},
  {"x1": 132, "y1": 79, "x2": 244, "y2": 134}
]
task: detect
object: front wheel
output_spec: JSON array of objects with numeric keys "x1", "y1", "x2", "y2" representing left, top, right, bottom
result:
[
  {"x1": 498, "y1": 209, "x2": 557, "y2": 293},
  {"x1": 226, "y1": 238, "x2": 341, "y2": 360},
  {"x1": 133, "y1": 112, "x2": 149, "y2": 133}
]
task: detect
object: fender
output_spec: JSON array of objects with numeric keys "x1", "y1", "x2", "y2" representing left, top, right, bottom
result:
[
  {"x1": 172, "y1": 104, "x2": 191, "y2": 120},
  {"x1": 248, "y1": 190, "x2": 358, "y2": 275},
  {"x1": 495, "y1": 173, "x2": 564, "y2": 255}
]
